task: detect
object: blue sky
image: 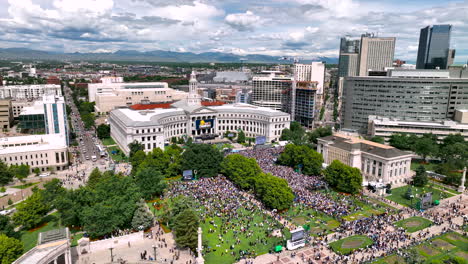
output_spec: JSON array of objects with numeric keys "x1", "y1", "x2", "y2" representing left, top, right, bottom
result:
[{"x1": 0, "y1": 0, "x2": 466, "y2": 62}]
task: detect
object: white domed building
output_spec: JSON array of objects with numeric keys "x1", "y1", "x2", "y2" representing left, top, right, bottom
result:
[{"x1": 109, "y1": 72, "x2": 291, "y2": 154}]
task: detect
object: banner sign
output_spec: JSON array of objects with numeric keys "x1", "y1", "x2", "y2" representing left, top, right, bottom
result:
[{"x1": 196, "y1": 119, "x2": 214, "y2": 130}]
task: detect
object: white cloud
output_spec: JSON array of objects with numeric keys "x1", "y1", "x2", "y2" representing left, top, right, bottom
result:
[{"x1": 225, "y1": 11, "x2": 262, "y2": 31}]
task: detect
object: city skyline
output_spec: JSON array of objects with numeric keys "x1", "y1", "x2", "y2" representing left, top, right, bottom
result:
[{"x1": 0, "y1": 0, "x2": 467, "y2": 63}]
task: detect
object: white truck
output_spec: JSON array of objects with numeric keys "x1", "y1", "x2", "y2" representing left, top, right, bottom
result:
[{"x1": 91, "y1": 155, "x2": 97, "y2": 162}]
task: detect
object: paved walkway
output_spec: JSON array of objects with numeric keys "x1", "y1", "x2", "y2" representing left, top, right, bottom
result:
[{"x1": 236, "y1": 193, "x2": 467, "y2": 264}]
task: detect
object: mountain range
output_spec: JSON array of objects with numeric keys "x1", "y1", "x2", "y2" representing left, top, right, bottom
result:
[{"x1": 0, "y1": 48, "x2": 338, "y2": 64}]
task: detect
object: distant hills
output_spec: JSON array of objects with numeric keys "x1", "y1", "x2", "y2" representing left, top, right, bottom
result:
[{"x1": 0, "y1": 48, "x2": 338, "y2": 64}]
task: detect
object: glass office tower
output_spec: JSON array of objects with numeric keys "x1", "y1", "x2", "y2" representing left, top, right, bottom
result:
[{"x1": 416, "y1": 25, "x2": 452, "y2": 69}]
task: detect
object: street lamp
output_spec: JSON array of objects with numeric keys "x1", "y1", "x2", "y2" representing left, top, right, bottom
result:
[
  {"x1": 152, "y1": 244, "x2": 157, "y2": 261},
  {"x1": 109, "y1": 247, "x2": 114, "y2": 263}
]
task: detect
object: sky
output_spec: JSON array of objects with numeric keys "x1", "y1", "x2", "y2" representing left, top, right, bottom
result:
[{"x1": 0, "y1": 0, "x2": 467, "y2": 62}]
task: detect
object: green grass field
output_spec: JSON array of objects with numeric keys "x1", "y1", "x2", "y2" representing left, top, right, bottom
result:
[
  {"x1": 20, "y1": 213, "x2": 61, "y2": 253},
  {"x1": 107, "y1": 146, "x2": 128, "y2": 162},
  {"x1": 386, "y1": 185, "x2": 454, "y2": 208},
  {"x1": 372, "y1": 232, "x2": 468, "y2": 264},
  {"x1": 395, "y1": 216, "x2": 432, "y2": 233},
  {"x1": 285, "y1": 205, "x2": 339, "y2": 236},
  {"x1": 329, "y1": 235, "x2": 373, "y2": 255},
  {"x1": 202, "y1": 207, "x2": 288, "y2": 264},
  {"x1": 11, "y1": 182, "x2": 39, "y2": 189},
  {"x1": 155, "y1": 197, "x2": 288, "y2": 264},
  {"x1": 102, "y1": 137, "x2": 116, "y2": 146}
]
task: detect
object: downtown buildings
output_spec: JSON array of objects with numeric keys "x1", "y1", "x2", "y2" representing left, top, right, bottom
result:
[
  {"x1": 416, "y1": 25, "x2": 455, "y2": 70},
  {"x1": 252, "y1": 62, "x2": 325, "y2": 128},
  {"x1": 341, "y1": 68, "x2": 468, "y2": 134},
  {"x1": 109, "y1": 72, "x2": 290, "y2": 155}
]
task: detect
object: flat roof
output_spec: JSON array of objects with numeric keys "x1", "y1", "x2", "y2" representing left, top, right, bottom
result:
[{"x1": 0, "y1": 134, "x2": 67, "y2": 155}]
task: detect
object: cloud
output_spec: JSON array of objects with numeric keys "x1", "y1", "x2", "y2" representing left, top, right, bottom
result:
[
  {"x1": 225, "y1": 11, "x2": 262, "y2": 31},
  {"x1": 0, "y1": 0, "x2": 466, "y2": 62}
]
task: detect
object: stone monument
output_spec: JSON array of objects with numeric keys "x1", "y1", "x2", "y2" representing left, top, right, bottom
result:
[
  {"x1": 458, "y1": 167, "x2": 466, "y2": 193},
  {"x1": 196, "y1": 227, "x2": 204, "y2": 264}
]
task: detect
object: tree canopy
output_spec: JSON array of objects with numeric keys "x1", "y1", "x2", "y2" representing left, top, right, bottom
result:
[
  {"x1": 172, "y1": 208, "x2": 199, "y2": 251},
  {"x1": 323, "y1": 160, "x2": 363, "y2": 194},
  {"x1": 12, "y1": 190, "x2": 50, "y2": 229},
  {"x1": 277, "y1": 144, "x2": 323, "y2": 176},
  {"x1": 220, "y1": 154, "x2": 262, "y2": 190},
  {"x1": 181, "y1": 144, "x2": 223, "y2": 178},
  {"x1": 0, "y1": 234, "x2": 23, "y2": 264},
  {"x1": 97, "y1": 124, "x2": 110, "y2": 139},
  {"x1": 134, "y1": 168, "x2": 167, "y2": 200},
  {"x1": 413, "y1": 165, "x2": 428, "y2": 187},
  {"x1": 0, "y1": 160, "x2": 13, "y2": 186},
  {"x1": 253, "y1": 173, "x2": 294, "y2": 211}
]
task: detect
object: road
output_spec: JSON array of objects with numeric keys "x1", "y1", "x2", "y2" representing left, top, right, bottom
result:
[{"x1": 63, "y1": 84, "x2": 102, "y2": 164}]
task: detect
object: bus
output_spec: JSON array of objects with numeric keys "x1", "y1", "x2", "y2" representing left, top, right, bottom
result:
[{"x1": 96, "y1": 145, "x2": 106, "y2": 157}]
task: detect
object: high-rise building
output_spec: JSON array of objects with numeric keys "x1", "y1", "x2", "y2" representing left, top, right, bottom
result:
[
  {"x1": 358, "y1": 34, "x2": 396, "y2": 76},
  {"x1": 338, "y1": 37, "x2": 360, "y2": 77},
  {"x1": 282, "y1": 81, "x2": 318, "y2": 128},
  {"x1": 19, "y1": 95, "x2": 69, "y2": 145},
  {"x1": 0, "y1": 84, "x2": 62, "y2": 99},
  {"x1": 0, "y1": 99, "x2": 13, "y2": 130},
  {"x1": 342, "y1": 69, "x2": 468, "y2": 133},
  {"x1": 252, "y1": 71, "x2": 292, "y2": 110},
  {"x1": 416, "y1": 25, "x2": 453, "y2": 70}
]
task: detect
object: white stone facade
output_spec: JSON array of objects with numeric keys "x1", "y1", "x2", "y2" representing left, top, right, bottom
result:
[
  {"x1": 317, "y1": 134, "x2": 414, "y2": 185},
  {"x1": 109, "y1": 73, "x2": 290, "y2": 155}
]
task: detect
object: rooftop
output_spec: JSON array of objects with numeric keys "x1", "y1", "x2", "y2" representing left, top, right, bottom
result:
[
  {"x1": 318, "y1": 134, "x2": 413, "y2": 159},
  {"x1": 0, "y1": 133, "x2": 67, "y2": 155},
  {"x1": 39, "y1": 228, "x2": 69, "y2": 245}
]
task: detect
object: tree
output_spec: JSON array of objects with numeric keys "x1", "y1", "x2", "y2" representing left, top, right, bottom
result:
[
  {"x1": 131, "y1": 200, "x2": 154, "y2": 231},
  {"x1": 181, "y1": 144, "x2": 223, "y2": 178},
  {"x1": 370, "y1": 136, "x2": 385, "y2": 144},
  {"x1": 0, "y1": 234, "x2": 23, "y2": 264},
  {"x1": 306, "y1": 126, "x2": 332, "y2": 144},
  {"x1": 96, "y1": 124, "x2": 110, "y2": 139},
  {"x1": 9, "y1": 164, "x2": 30, "y2": 182},
  {"x1": 87, "y1": 168, "x2": 102, "y2": 188},
  {"x1": 81, "y1": 113, "x2": 95, "y2": 129},
  {"x1": 172, "y1": 208, "x2": 199, "y2": 251},
  {"x1": 280, "y1": 128, "x2": 291, "y2": 141},
  {"x1": 388, "y1": 134, "x2": 412, "y2": 150},
  {"x1": 220, "y1": 154, "x2": 262, "y2": 190},
  {"x1": 0, "y1": 160, "x2": 13, "y2": 186},
  {"x1": 277, "y1": 144, "x2": 323, "y2": 176},
  {"x1": 289, "y1": 122, "x2": 306, "y2": 145},
  {"x1": 42, "y1": 178, "x2": 65, "y2": 209},
  {"x1": 323, "y1": 160, "x2": 363, "y2": 194},
  {"x1": 12, "y1": 191, "x2": 49, "y2": 229},
  {"x1": 237, "y1": 130, "x2": 246, "y2": 143},
  {"x1": 413, "y1": 137, "x2": 438, "y2": 161},
  {"x1": 128, "y1": 141, "x2": 144, "y2": 159},
  {"x1": 135, "y1": 168, "x2": 167, "y2": 200},
  {"x1": 254, "y1": 173, "x2": 294, "y2": 210},
  {"x1": 413, "y1": 165, "x2": 428, "y2": 187},
  {"x1": 404, "y1": 248, "x2": 424, "y2": 264},
  {"x1": 32, "y1": 168, "x2": 40, "y2": 176},
  {"x1": 0, "y1": 215, "x2": 20, "y2": 239}
]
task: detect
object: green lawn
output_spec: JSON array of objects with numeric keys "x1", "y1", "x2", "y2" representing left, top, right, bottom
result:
[
  {"x1": 284, "y1": 205, "x2": 340, "y2": 236},
  {"x1": 155, "y1": 197, "x2": 287, "y2": 264},
  {"x1": 395, "y1": 216, "x2": 432, "y2": 233},
  {"x1": 107, "y1": 146, "x2": 128, "y2": 162},
  {"x1": 20, "y1": 213, "x2": 62, "y2": 253},
  {"x1": 372, "y1": 232, "x2": 468, "y2": 264},
  {"x1": 329, "y1": 235, "x2": 373, "y2": 255},
  {"x1": 11, "y1": 182, "x2": 39, "y2": 189},
  {"x1": 386, "y1": 185, "x2": 454, "y2": 208},
  {"x1": 202, "y1": 207, "x2": 288, "y2": 264},
  {"x1": 70, "y1": 232, "x2": 84, "y2": 247},
  {"x1": 102, "y1": 137, "x2": 116, "y2": 146}
]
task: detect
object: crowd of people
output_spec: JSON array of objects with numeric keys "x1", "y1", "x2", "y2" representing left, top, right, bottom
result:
[{"x1": 165, "y1": 176, "x2": 286, "y2": 261}]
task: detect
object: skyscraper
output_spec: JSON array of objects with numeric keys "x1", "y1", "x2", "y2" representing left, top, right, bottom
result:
[
  {"x1": 338, "y1": 37, "x2": 360, "y2": 77},
  {"x1": 252, "y1": 71, "x2": 292, "y2": 110},
  {"x1": 416, "y1": 25, "x2": 453, "y2": 69},
  {"x1": 358, "y1": 33, "x2": 396, "y2": 76}
]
